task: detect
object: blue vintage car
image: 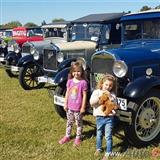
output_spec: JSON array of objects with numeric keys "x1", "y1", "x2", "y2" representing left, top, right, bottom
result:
[{"x1": 86, "y1": 10, "x2": 160, "y2": 146}]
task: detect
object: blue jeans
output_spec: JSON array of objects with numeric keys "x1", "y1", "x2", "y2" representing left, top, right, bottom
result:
[{"x1": 96, "y1": 116, "x2": 114, "y2": 154}]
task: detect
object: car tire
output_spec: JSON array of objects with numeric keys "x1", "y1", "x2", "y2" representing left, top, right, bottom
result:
[
  {"x1": 53, "y1": 85, "x2": 66, "y2": 118},
  {"x1": 124, "y1": 89, "x2": 160, "y2": 147},
  {"x1": 19, "y1": 63, "x2": 45, "y2": 90},
  {"x1": 5, "y1": 69, "x2": 18, "y2": 78}
]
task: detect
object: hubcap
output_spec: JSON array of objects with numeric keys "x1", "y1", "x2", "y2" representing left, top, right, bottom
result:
[{"x1": 139, "y1": 108, "x2": 155, "y2": 129}]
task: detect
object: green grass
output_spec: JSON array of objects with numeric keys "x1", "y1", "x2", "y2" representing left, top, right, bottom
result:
[{"x1": 0, "y1": 69, "x2": 159, "y2": 160}]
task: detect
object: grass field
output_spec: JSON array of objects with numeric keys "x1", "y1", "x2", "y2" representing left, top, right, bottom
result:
[{"x1": 0, "y1": 68, "x2": 159, "y2": 160}]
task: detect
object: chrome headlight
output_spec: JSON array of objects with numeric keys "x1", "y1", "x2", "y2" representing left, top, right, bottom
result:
[
  {"x1": 33, "y1": 51, "x2": 39, "y2": 60},
  {"x1": 1, "y1": 39, "x2": 7, "y2": 48},
  {"x1": 30, "y1": 47, "x2": 36, "y2": 54},
  {"x1": 113, "y1": 60, "x2": 128, "y2": 78},
  {"x1": 56, "y1": 52, "x2": 64, "y2": 63},
  {"x1": 14, "y1": 43, "x2": 20, "y2": 53}
]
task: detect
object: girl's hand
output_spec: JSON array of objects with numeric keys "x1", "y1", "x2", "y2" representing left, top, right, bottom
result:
[
  {"x1": 64, "y1": 106, "x2": 68, "y2": 112},
  {"x1": 80, "y1": 108, "x2": 85, "y2": 114}
]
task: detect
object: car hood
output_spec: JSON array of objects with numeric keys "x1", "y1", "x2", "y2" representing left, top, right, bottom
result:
[
  {"x1": 55, "y1": 41, "x2": 97, "y2": 51},
  {"x1": 108, "y1": 40, "x2": 160, "y2": 64}
]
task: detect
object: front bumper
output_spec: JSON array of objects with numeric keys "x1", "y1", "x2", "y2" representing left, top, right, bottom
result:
[
  {"x1": 116, "y1": 110, "x2": 132, "y2": 124},
  {"x1": 38, "y1": 76, "x2": 57, "y2": 85}
]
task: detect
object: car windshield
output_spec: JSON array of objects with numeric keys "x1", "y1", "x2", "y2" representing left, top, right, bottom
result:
[
  {"x1": 44, "y1": 28, "x2": 65, "y2": 38},
  {"x1": 123, "y1": 19, "x2": 160, "y2": 41},
  {"x1": 5, "y1": 31, "x2": 13, "y2": 37},
  {"x1": 27, "y1": 28, "x2": 43, "y2": 37},
  {"x1": 71, "y1": 23, "x2": 110, "y2": 42}
]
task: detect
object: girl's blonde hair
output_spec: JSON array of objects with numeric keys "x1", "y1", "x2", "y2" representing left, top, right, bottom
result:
[
  {"x1": 68, "y1": 61, "x2": 87, "y2": 80},
  {"x1": 96, "y1": 73, "x2": 116, "y2": 92}
]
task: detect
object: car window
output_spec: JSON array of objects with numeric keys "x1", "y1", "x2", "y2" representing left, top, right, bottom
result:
[{"x1": 123, "y1": 19, "x2": 160, "y2": 41}]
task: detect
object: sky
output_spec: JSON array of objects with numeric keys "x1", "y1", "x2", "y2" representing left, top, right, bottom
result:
[{"x1": 1, "y1": 0, "x2": 160, "y2": 25}]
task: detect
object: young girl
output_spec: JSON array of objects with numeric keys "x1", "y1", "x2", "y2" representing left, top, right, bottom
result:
[
  {"x1": 59, "y1": 61, "x2": 88, "y2": 146},
  {"x1": 90, "y1": 74, "x2": 118, "y2": 159}
]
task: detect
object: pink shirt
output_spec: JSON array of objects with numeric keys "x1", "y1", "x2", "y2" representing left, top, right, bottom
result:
[{"x1": 67, "y1": 79, "x2": 88, "y2": 111}]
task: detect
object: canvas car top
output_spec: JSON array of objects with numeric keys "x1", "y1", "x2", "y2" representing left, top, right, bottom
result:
[
  {"x1": 41, "y1": 21, "x2": 70, "y2": 29},
  {"x1": 72, "y1": 12, "x2": 125, "y2": 23}
]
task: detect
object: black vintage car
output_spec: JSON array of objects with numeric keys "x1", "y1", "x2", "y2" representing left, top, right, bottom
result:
[
  {"x1": 0, "y1": 38, "x2": 8, "y2": 65},
  {"x1": 38, "y1": 13, "x2": 124, "y2": 117},
  {"x1": 81, "y1": 10, "x2": 159, "y2": 146},
  {"x1": 17, "y1": 21, "x2": 71, "y2": 90}
]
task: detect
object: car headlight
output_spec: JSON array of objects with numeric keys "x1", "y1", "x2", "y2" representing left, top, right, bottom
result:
[
  {"x1": 33, "y1": 51, "x2": 39, "y2": 60},
  {"x1": 56, "y1": 51, "x2": 64, "y2": 63},
  {"x1": 7, "y1": 44, "x2": 14, "y2": 52},
  {"x1": 1, "y1": 39, "x2": 7, "y2": 48},
  {"x1": 14, "y1": 43, "x2": 20, "y2": 53},
  {"x1": 30, "y1": 47, "x2": 36, "y2": 54},
  {"x1": 113, "y1": 60, "x2": 128, "y2": 78}
]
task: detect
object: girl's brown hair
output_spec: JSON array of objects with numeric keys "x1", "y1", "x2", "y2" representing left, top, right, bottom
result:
[
  {"x1": 96, "y1": 73, "x2": 116, "y2": 92},
  {"x1": 68, "y1": 61, "x2": 87, "y2": 80}
]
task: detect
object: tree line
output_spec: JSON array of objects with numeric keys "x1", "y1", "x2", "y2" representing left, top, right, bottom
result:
[{"x1": 0, "y1": 5, "x2": 159, "y2": 29}]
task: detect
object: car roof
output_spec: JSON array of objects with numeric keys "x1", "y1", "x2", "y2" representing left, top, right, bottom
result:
[
  {"x1": 41, "y1": 21, "x2": 70, "y2": 29},
  {"x1": 121, "y1": 9, "x2": 160, "y2": 21},
  {"x1": 72, "y1": 12, "x2": 125, "y2": 23}
]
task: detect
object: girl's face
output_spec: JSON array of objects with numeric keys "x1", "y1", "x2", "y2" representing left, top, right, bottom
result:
[
  {"x1": 102, "y1": 79, "x2": 113, "y2": 91},
  {"x1": 72, "y1": 67, "x2": 82, "y2": 80}
]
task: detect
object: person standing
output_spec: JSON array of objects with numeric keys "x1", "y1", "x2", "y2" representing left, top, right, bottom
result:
[{"x1": 59, "y1": 61, "x2": 88, "y2": 147}]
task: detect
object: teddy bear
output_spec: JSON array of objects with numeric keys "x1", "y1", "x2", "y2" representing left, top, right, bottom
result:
[{"x1": 99, "y1": 92, "x2": 118, "y2": 116}]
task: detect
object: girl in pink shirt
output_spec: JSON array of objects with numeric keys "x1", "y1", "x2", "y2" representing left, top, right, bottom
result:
[{"x1": 59, "y1": 61, "x2": 88, "y2": 146}]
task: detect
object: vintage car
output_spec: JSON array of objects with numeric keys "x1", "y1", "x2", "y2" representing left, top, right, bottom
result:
[
  {"x1": 0, "y1": 38, "x2": 8, "y2": 65},
  {"x1": 4, "y1": 26, "x2": 43, "y2": 77},
  {"x1": 76, "y1": 10, "x2": 159, "y2": 146},
  {"x1": 37, "y1": 12, "x2": 124, "y2": 94},
  {"x1": 17, "y1": 21, "x2": 71, "y2": 90},
  {"x1": 0, "y1": 29, "x2": 13, "y2": 65}
]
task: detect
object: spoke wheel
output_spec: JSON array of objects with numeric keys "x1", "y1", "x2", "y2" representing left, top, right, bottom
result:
[
  {"x1": 19, "y1": 63, "x2": 45, "y2": 90},
  {"x1": 124, "y1": 89, "x2": 160, "y2": 147}
]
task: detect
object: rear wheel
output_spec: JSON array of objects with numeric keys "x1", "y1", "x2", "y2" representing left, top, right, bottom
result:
[
  {"x1": 19, "y1": 63, "x2": 45, "y2": 90},
  {"x1": 124, "y1": 89, "x2": 160, "y2": 147},
  {"x1": 5, "y1": 69, "x2": 18, "y2": 78}
]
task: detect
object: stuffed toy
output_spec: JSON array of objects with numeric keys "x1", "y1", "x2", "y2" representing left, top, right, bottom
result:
[{"x1": 99, "y1": 92, "x2": 118, "y2": 116}]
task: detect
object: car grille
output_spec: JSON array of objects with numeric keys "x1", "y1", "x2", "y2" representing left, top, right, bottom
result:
[
  {"x1": 91, "y1": 57, "x2": 114, "y2": 89},
  {"x1": 43, "y1": 49, "x2": 58, "y2": 71},
  {"x1": 22, "y1": 46, "x2": 31, "y2": 53}
]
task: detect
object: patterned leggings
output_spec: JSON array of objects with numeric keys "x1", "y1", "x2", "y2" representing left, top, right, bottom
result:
[{"x1": 66, "y1": 109, "x2": 83, "y2": 138}]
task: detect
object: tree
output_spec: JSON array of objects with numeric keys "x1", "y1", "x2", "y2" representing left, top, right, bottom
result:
[
  {"x1": 155, "y1": 5, "x2": 160, "y2": 9},
  {"x1": 24, "y1": 22, "x2": 38, "y2": 28},
  {"x1": 41, "y1": 20, "x2": 46, "y2": 26},
  {"x1": 52, "y1": 18, "x2": 65, "y2": 22},
  {"x1": 140, "y1": 6, "x2": 152, "y2": 11},
  {"x1": 1, "y1": 21, "x2": 22, "y2": 29}
]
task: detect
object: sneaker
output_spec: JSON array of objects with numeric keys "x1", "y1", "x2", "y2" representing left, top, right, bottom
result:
[
  {"x1": 102, "y1": 154, "x2": 109, "y2": 160},
  {"x1": 73, "y1": 137, "x2": 81, "y2": 146},
  {"x1": 59, "y1": 136, "x2": 70, "y2": 144},
  {"x1": 94, "y1": 149, "x2": 102, "y2": 156}
]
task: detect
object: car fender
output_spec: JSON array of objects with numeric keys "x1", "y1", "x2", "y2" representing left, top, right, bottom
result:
[
  {"x1": 5, "y1": 51, "x2": 21, "y2": 64},
  {"x1": 17, "y1": 54, "x2": 40, "y2": 68},
  {"x1": 58, "y1": 58, "x2": 76, "y2": 71},
  {"x1": 123, "y1": 76, "x2": 160, "y2": 99},
  {"x1": 54, "y1": 67, "x2": 70, "y2": 85}
]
